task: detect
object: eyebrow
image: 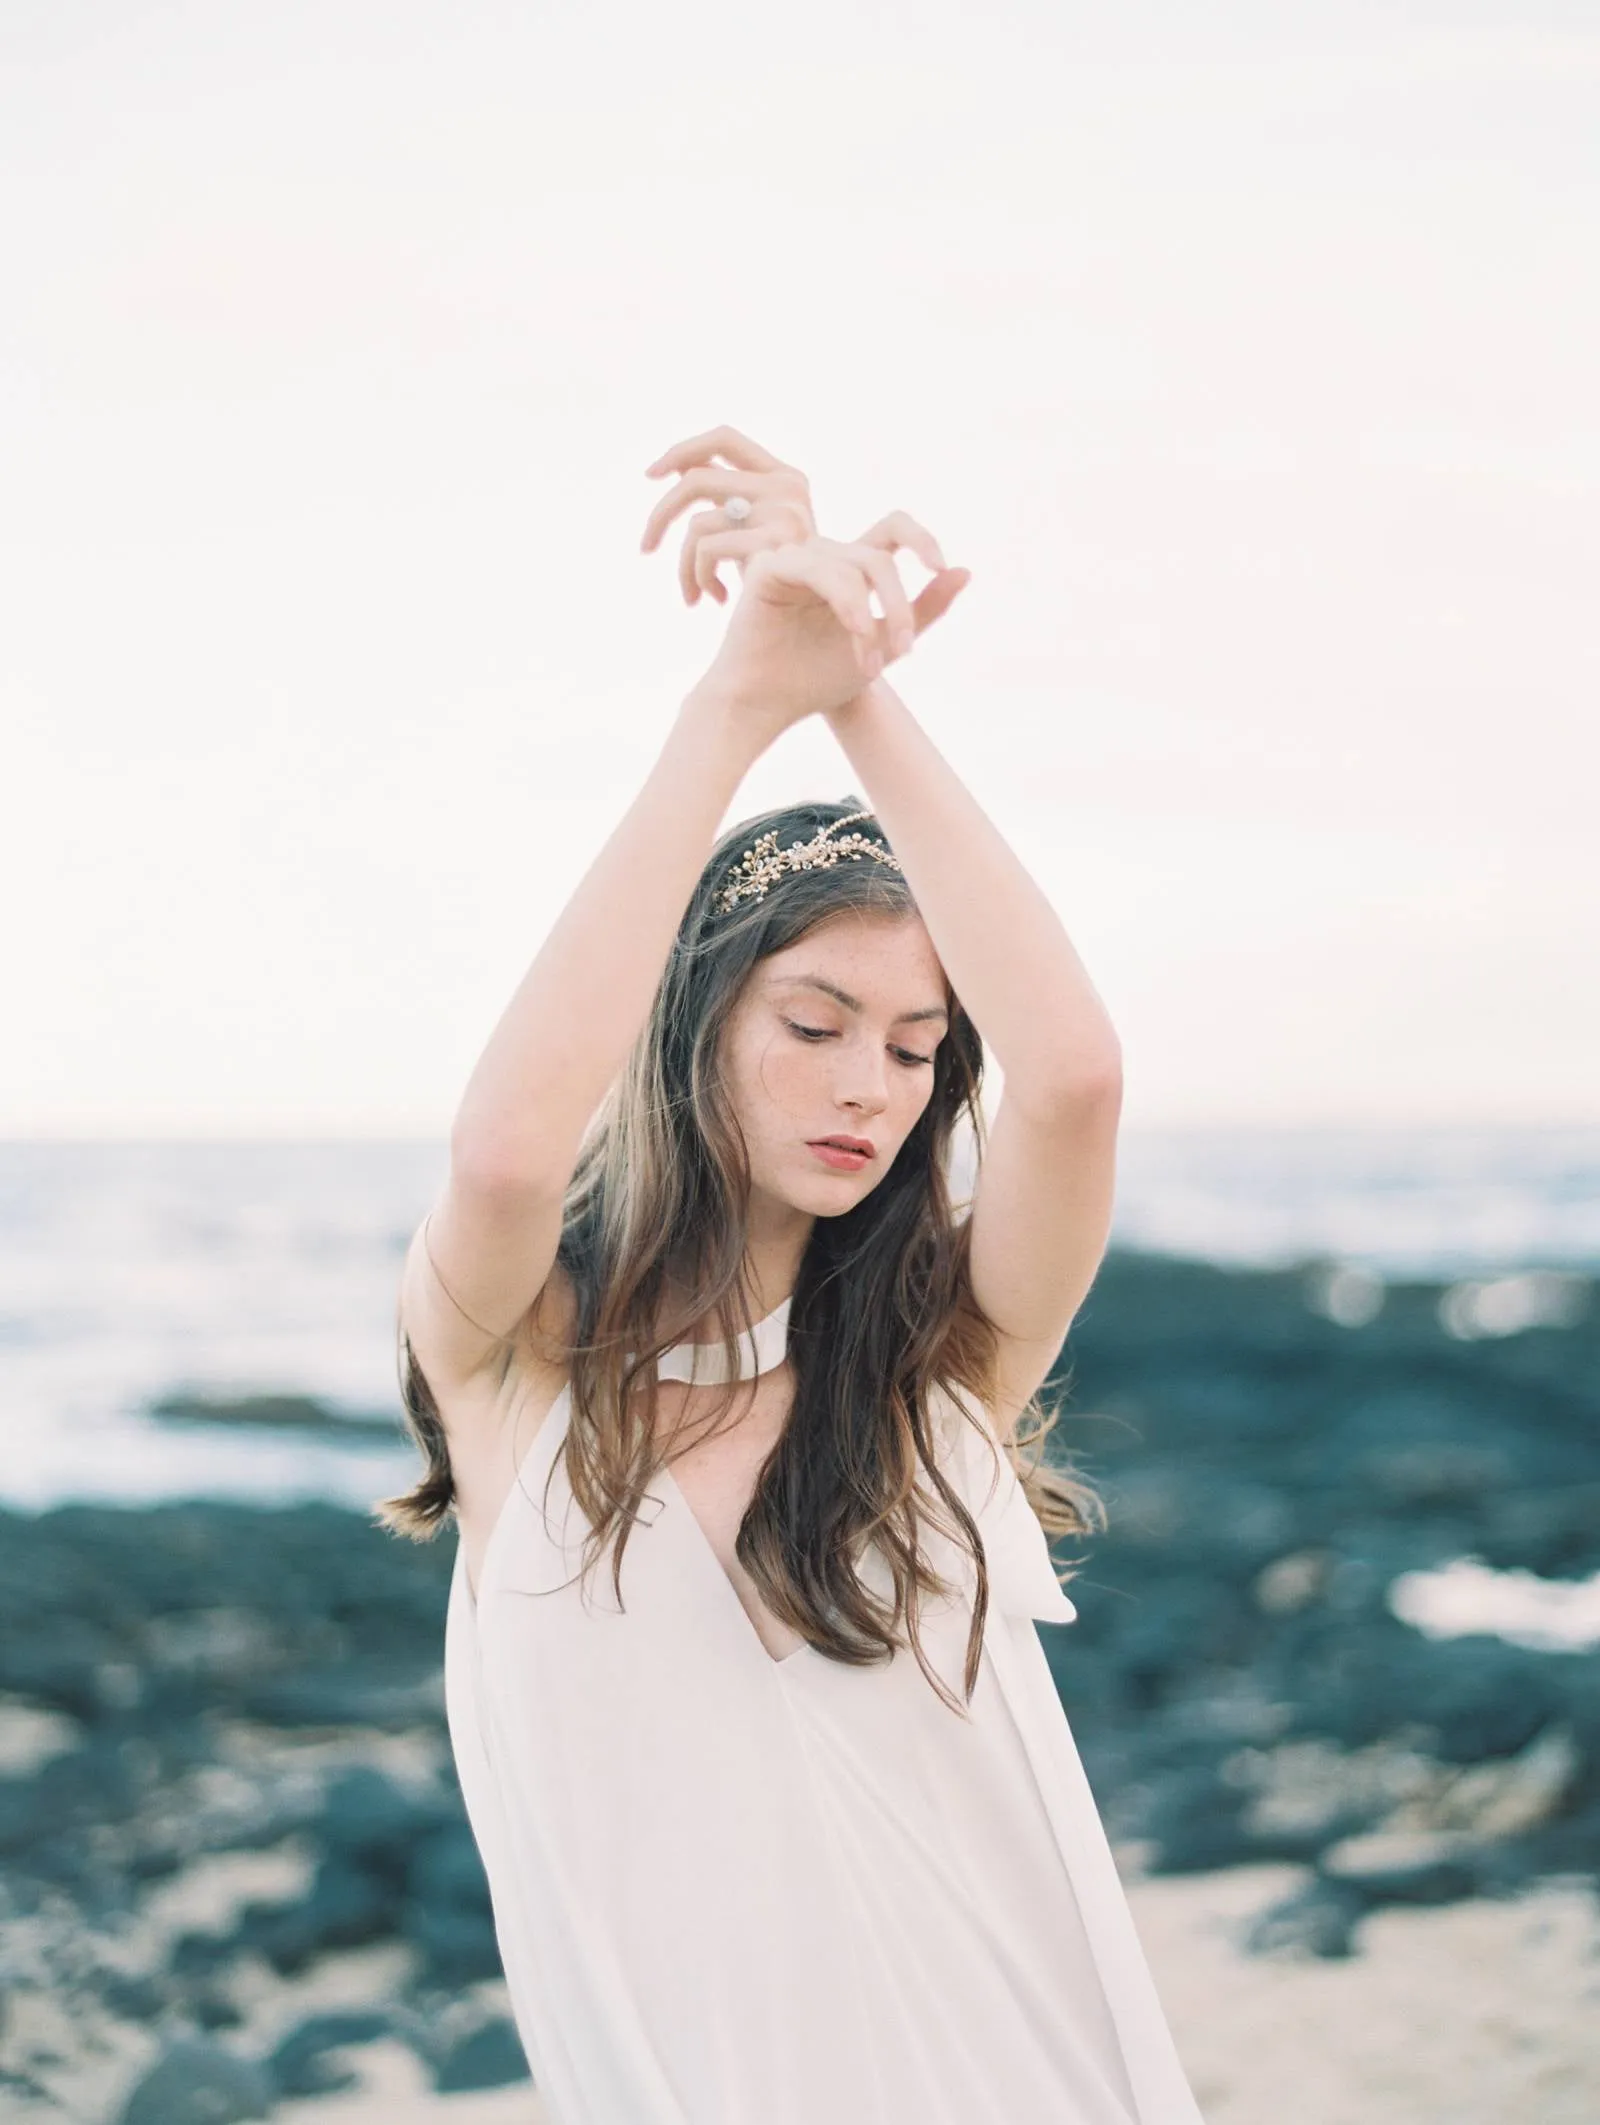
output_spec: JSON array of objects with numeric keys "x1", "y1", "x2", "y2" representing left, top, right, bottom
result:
[{"x1": 770, "y1": 975, "x2": 950, "y2": 1027}]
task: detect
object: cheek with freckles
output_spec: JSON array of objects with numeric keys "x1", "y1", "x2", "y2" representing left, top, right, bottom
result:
[{"x1": 742, "y1": 1026, "x2": 814, "y2": 1133}]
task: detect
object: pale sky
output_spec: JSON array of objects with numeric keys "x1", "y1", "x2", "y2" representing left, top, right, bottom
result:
[{"x1": 4, "y1": 3, "x2": 1595, "y2": 1135}]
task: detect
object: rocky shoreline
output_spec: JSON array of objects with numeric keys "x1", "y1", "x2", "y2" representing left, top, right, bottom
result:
[{"x1": 2, "y1": 1245, "x2": 1595, "y2": 2120}]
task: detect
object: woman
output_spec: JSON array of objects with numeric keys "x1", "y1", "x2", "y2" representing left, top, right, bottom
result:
[{"x1": 382, "y1": 426, "x2": 1204, "y2": 2122}]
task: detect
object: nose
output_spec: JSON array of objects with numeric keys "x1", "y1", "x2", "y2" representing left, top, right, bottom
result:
[{"x1": 834, "y1": 1038, "x2": 891, "y2": 1117}]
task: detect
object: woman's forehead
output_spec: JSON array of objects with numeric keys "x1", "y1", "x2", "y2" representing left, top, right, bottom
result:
[
  {"x1": 772, "y1": 905, "x2": 931, "y2": 965},
  {"x1": 758, "y1": 915, "x2": 948, "y2": 1017}
]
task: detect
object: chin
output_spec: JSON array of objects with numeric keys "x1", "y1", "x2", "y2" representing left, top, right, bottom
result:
[
  {"x1": 800, "y1": 1164, "x2": 879, "y2": 1207},
  {"x1": 754, "y1": 1163, "x2": 870, "y2": 1219}
]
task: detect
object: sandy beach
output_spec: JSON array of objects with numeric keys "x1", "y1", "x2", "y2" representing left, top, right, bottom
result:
[
  {"x1": 267, "y1": 1859, "x2": 1600, "y2": 2124},
  {"x1": 7, "y1": 1790, "x2": 1595, "y2": 2121},
  {"x1": 4, "y1": 1246, "x2": 1595, "y2": 2123}
]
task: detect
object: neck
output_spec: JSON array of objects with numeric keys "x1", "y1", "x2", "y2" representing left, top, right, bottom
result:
[
  {"x1": 738, "y1": 1191, "x2": 812, "y2": 1318},
  {"x1": 670, "y1": 1203, "x2": 811, "y2": 1347}
]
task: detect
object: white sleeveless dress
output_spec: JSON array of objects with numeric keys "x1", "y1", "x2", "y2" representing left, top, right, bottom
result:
[{"x1": 443, "y1": 1296, "x2": 1205, "y2": 2124}]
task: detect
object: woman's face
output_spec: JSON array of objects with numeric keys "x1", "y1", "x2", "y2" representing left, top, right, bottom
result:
[{"x1": 718, "y1": 907, "x2": 951, "y2": 1221}]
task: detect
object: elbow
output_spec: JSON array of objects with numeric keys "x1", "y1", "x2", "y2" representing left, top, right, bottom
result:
[
  {"x1": 1002, "y1": 1037, "x2": 1113, "y2": 1122},
  {"x1": 1083, "y1": 1041, "x2": 1124, "y2": 1100},
  {"x1": 1020, "y1": 1037, "x2": 1124, "y2": 1116},
  {"x1": 449, "y1": 1131, "x2": 572, "y2": 1206}
]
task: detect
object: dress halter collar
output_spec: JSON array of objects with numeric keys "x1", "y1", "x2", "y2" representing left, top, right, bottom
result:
[{"x1": 655, "y1": 1294, "x2": 792, "y2": 1386}]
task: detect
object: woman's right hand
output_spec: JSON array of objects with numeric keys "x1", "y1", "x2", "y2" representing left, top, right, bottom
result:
[{"x1": 640, "y1": 424, "x2": 971, "y2": 737}]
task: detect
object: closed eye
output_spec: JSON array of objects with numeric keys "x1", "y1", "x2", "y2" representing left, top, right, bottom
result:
[{"x1": 784, "y1": 1019, "x2": 934, "y2": 1069}]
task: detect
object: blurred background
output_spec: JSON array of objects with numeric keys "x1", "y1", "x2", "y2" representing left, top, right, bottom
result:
[{"x1": 2, "y1": 2, "x2": 1596, "y2": 2120}]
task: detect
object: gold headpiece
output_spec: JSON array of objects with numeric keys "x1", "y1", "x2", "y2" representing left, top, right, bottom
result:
[{"x1": 712, "y1": 810, "x2": 903, "y2": 916}]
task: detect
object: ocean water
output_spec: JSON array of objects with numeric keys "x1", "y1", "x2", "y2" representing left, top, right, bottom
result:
[
  {"x1": 0, "y1": 1126, "x2": 1596, "y2": 1515},
  {"x1": 1109, "y1": 1123, "x2": 1600, "y2": 1278}
]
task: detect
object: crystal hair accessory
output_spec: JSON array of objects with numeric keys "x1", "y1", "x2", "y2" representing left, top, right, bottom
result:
[{"x1": 711, "y1": 811, "x2": 904, "y2": 917}]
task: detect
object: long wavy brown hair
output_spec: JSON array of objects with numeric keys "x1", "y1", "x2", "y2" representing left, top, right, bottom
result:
[{"x1": 377, "y1": 795, "x2": 1106, "y2": 1712}]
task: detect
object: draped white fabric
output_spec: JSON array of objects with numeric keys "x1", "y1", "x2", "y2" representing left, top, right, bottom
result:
[{"x1": 442, "y1": 1315, "x2": 1205, "y2": 2124}]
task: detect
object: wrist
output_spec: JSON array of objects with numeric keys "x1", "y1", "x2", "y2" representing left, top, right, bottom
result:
[
  {"x1": 823, "y1": 676, "x2": 888, "y2": 732},
  {"x1": 676, "y1": 678, "x2": 784, "y2": 771}
]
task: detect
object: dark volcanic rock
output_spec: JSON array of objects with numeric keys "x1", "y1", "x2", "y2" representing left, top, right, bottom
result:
[
  {"x1": 148, "y1": 1388, "x2": 395, "y2": 1437},
  {"x1": 113, "y1": 2036, "x2": 274, "y2": 2124},
  {"x1": 1, "y1": 1240, "x2": 1594, "y2": 2037},
  {"x1": 1047, "y1": 1247, "x2": 1600, "y2": 1933},
  {"x1": 232, "y1": 1850, "x2": 402, "y2": 1974},
  {"x1": 1242, "y1": 1875, "x2": 1371, "y2": 1961},
  {"x1": 433, "y1": 2015, "x2": 532, "y2": 2094},
  {"x1": 0, "y1": 1494, "x2": 464, "y2": 2085},
  {"x1": 320, "y1": 1763, "x2": 456, "y2": 1872},
  {"x1": 404, "y1": 1821, "x2": 501, "y2": 1984},
  {"x1": 266, "y1": 2009, "x2": 395, "y2": 2097}
]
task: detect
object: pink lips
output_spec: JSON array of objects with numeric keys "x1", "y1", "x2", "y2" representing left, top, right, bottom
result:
[{"x1": 808, "y1": 1140, "x2": 873, "y2": 1171}]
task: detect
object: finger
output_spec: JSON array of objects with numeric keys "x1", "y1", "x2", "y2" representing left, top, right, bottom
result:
[
  {"x1": 688, "y1": 525, "x2": 769, "y2": 603},
  {"x1": 751, "y1": 543, "x2": 879, "y2": 643},
  {"x1": 678, "y1": 507, "x2": 736, "y2": 604},
  {"x1": 641, "y1": 467, "x2": 809, "y2": 555},
  {"x1": 842, "y1": 544, "x2": 917, "y2": 657},
  {"x1": 908, "y1": 566, "x2": 972, "y2": 635},
  {"x1": 851, "y1": 509, "x2": 948, "y2": 579},
  {"x1": 644, "y1": 424, "x2": 790, "y2": 481},
  {"x1": 677, "y1": 506, "x2": 719, "y2": 603},
  {"x1": 796, "y1": 535, "x2": 911, "y2": 653},
  {"x1": 645, "y1": 478, "x2": 814, "y2": 565},
  {"x1": 641, "y1": 468, "x2": 757, "y2": 554},
  {"x1": 678, "y1": 501, "x2": 810, "y2": 604}
]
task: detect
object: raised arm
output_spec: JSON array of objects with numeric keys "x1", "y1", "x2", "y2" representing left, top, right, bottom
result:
[
  {"x1": 397, "y1": 693, "x2": 766, "y2": 1378},
  {"x1": 400, "y1": 426, "x2": 964, "y2": 1398}
]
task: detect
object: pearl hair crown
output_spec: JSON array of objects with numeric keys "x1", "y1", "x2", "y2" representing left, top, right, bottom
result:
[{"x1": 712, "y1": 810, "x2": 904, "y2": 916}]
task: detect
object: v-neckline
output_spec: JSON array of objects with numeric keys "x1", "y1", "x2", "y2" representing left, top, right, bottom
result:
[
  {"x1": 657, "y1": 1461, "x2": 814, "y2": 1671},
  {"x1": 651, "y1": 1292, "x2": 811, "y2": 1671}
]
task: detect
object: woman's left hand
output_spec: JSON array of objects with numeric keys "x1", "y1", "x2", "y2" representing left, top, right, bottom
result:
[
  {"x1": 640, "y1": 424, "x2": 970, "y2": 663},
  {"x1": 641, "y1": 424, "x2": 818, "y2": 603}
]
